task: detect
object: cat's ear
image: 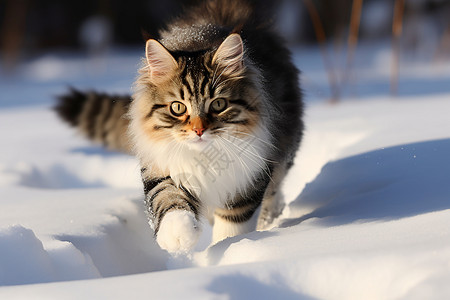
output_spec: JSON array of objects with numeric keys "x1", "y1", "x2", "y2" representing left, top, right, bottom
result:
[
  {"x1": 145, "y1": 39, "x2": 178, "y2": 83},
  {"x1": 212, "y1": 33, "x2": 245, "y2": 76}
]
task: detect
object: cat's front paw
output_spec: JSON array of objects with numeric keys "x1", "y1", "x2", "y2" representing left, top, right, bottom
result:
[{"x1": 156, "y1": 210, "x2": 200, "y2": 255}]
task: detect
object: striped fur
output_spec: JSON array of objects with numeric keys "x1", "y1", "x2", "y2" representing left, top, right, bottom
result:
[
  {"x1": 141, "y1": 170, "x2": 200, "y2": 235},
  {"x1": 55, "y1": 89, "x2": 132, "y2": 153},
  {"x1": 56, "y1": 0, "x2": 303, "y2": 254}
]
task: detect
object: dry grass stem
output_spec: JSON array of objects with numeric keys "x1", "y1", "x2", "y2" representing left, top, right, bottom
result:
[
  {"x1": 302, "y1": 0, "x2": 340, "y2": 103},
  {"x1": 391, "y1": 0, "x2": 405, "y2": 96},
  {"x1": 343, "y1": 0, "x2": 363, "y2": 95}
]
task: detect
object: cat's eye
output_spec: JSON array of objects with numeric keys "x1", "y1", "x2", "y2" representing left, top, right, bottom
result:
[
  {"x1": 210, "y1": 98, "x2": 227, "y2": 113},
  {"x1": 170, "y1": 101, "x2": 187, "y2": 116}
]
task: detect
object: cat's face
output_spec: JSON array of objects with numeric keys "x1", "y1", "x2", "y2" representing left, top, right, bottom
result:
[{"x1": 136, "y1": 34, "x2": 263, "y2": 151}]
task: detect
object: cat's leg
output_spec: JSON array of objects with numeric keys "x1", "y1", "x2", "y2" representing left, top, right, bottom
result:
[
  {"x1": 211, "y1": 174, "x2": 270, "y2": 243},
  {"x1": 257, "y1": 163, "x2": 288, "y2": 230},
  {"x1": 212, "y1": 202, "x2": 260, "y2": 244},
  {"x1": 142, "y1": 172, "x2": 201, "y2": 254}
]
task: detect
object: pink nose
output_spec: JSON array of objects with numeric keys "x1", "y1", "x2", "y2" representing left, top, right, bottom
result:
[
  {"x1": 194, "y1": 127, "x2": 205, "y2": 137},
  {"x1": 191, "y1": 117, "x2": 206, "y2": 137}
]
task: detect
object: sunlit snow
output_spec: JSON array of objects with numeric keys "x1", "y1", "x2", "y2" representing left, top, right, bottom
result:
[{"x1": 1, "y1": 42, "x2": 450, "y2": 299}]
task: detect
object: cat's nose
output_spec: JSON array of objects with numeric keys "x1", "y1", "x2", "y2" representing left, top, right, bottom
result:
[
  {"x1": 194, "y1": 128, "x2": 205, "y2": 137},
  {"x1": 191, "y1": 117, "x2": 206, "y2": 137}
]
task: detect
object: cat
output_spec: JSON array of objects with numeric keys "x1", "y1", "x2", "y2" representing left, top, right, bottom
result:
[{"x1": 55, "y1": 0, "x2": 303, "y2": 254}]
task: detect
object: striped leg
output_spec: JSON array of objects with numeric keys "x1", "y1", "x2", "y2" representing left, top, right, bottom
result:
[
  {"x1": 257, "y1": 163, "x2": 288, "y2": 230},
  {"x1": 142, "y1": 173, "x2": 201, "y2": 254},
  {"x1": 212, "y1": 202, "x2": 260, "y2": 244},
  {"x1": 212, "y1": 177, "x2": 269, "y2": 243}
]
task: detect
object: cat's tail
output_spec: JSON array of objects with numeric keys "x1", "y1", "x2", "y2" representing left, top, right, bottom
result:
[
  {"x1": 54, "y1": 88, "x2": 132, "y2": 154},
  {"x1": 189, "y1": 0, "x2": 279, "y2": 30}
]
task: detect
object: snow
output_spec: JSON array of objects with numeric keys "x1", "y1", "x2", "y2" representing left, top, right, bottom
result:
[{"x1": 1, "y1": 43, "x2": 450, "y2": 299}]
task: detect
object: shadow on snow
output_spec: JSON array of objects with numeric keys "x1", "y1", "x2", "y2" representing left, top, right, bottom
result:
[{"x1": 282, "y1": 138, "x2": 450, "y2": 228}]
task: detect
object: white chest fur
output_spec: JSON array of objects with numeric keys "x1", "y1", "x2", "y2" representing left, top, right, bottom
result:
[
  {"x1": 169, "y1": 132, "x2": 269, "y2": 212},
  {"x1": 135, "y1": 130, "x2": 270, "y2": 217}
]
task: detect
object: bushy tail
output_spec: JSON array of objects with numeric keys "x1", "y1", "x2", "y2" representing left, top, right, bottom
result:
[
  {"x1": 54, "y1": 89, "x2": 132, "y2": 154},
  {"x1": 185, "y1": 0, "x2": 279, "y2": 30}
]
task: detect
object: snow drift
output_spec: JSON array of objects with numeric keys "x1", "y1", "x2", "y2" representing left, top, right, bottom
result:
[{"x1": 0, "y1": 46, "x2": 450, "y2": 299}]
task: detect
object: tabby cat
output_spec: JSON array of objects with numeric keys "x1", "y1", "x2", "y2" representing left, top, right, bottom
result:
[{"x1": 56, "y1": 0, "x2": 303, "y2": 254}]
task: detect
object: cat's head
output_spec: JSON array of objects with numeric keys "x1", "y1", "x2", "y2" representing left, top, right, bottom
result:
[{"x1": 131, "y1": 34, "x2": 267, "y2": 152}]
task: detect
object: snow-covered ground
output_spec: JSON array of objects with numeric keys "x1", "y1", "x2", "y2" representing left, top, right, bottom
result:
[{"x1": 1, "y1": 43, "x2": 450, "y2": 299}]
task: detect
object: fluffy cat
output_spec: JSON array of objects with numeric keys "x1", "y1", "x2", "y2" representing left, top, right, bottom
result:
[{"x1": 56, "y1": 0, "x2": 303, "y2": 254}]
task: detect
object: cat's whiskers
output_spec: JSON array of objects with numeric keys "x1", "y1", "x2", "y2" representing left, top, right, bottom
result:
[
  {"x1": 214, "y1": 128, "x2": 278, "y2": 153},
  {"x1": 214, "y1": 138, "x2": 241, "y2": 181},
  {"x1": 164, "y1": 140, "x2": 180, "y2": 166},
  {"x1": 171, "y1": 141, "x2": 184, "y2": 163},
  {"x1": 216, "y1": 137, "x2": 254, "y2": 183},
  {"x1": 217, "y1": 133, "x2": 273, "y2": 165},
  {"x1": 217, "y1": 139, "x2": 238, "y2": 180},
  {"x1": 218, "y1": 135, "x2": 274, "y2": 187},
  {"x1": 216, "y1": 128, "x2": 276, "y2": 148},
  {"x1": 217, "y1": 133, "x2": 275, "y2": 182},
  {"x1": 217, "y1": 134, "x2": 272, "y2": 182}
]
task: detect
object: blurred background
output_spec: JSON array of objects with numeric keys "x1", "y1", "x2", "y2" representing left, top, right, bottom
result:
[{"x1": 0, "y1": 0, "x2": 449, "y2": 105}]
